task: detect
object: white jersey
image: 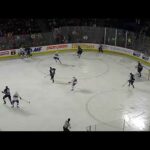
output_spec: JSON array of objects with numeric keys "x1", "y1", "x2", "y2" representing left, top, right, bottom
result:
[
  {"x1": 13, "y1": 92, "x2": 21, "y2": 101},
  {"x1": 54, "y1": 53, "x2": 59, "y2": 59},
  {"x1": 20, "y1": 48, "x2": 25, "y2": 53}
]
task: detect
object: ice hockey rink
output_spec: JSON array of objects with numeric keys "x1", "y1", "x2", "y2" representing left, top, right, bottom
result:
[{"x1": 0, "y1": 51, "x2": 150, "y2": 131}]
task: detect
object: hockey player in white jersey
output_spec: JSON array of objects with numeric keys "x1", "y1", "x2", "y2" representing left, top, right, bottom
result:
[
  {"x1": 68, "y1": 77, "x2": 78, "y2": 91},
  {"x1": 11, "y1": 92, "x2": 22, "y2": 108},
  {"x1": 53, "y1": 52, "x2": 62, "y2": 64},
  {"x1": 19, "y1": 47, "x2": 26, "y2": 57}
]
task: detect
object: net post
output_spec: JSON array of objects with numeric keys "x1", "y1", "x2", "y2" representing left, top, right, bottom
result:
[
  {"x1": 148, "y1": 69, "x2": 150, "y2": 80},
  {"x1": 123, "y1": 119, "x2": 125, "y2": 131},
  {"x1": 89, "y1": 125, "x2": 91, "y2": 131},
  {"x1": 125, "y1": 31, "x2": 128, "y2": 48},
  {"x1": 104, "y1": 27, "x2": 107, "y2": 44},
  {"x1": 115, "y1": 29, "x2": 117, "y2": 46},
  {"x1": 95, "y1": 125, "x2": 96, "y2": 131}
]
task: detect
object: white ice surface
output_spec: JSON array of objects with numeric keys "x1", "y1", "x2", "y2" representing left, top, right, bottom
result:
[{"x1": 0, "y1": 52, "x2": 150, "y2": 131}]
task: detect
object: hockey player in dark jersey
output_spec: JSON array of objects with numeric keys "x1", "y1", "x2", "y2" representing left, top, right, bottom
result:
[
  {"x1": 11, "y1": 92, "x2": 22, "y2": 108},
  {"x1": 63, "y1": 118, "x2": 71, "y2": 132},
  {"x1": 137, "y1": 61, "x2": 143, "y2": 77},
  {"x1": 53, "y1": 52, "x2": 62, "y2": 63},
  {"x1": 98, "y1": 44, "x2": 103, "y2": 53},
  {"x1": 25, "y1": 47, "x2": 32, "y2": 57},
  {"x1": 77, "y1": 46, "x2": 83, "y2": 58},
  {"x1": 128, "y1": 73, "x2": 135, "y2": 88},
  {"x1": 49, "y1": 67, "x2": 56, "y2": 83},
  {"x1": 2, "y1": 86, "x2": 12, "y2": 104}
]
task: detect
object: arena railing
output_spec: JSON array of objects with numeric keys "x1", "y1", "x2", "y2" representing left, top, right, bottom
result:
[{"x1": 0, "y1": 26, "x2": 150, "y2": 56}]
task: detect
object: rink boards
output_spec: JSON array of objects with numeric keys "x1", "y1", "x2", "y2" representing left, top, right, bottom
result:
[{"x1": 0, "y1": 43, "x2": 150, "y2": 67}]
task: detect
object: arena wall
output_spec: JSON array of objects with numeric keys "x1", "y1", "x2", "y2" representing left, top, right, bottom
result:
[{"x1": 0, "y1": 43, "x2": 150, "y2": 67}]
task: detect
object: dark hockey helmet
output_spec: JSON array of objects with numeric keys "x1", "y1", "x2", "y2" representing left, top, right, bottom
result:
[
  {"x1": 68, "y1": 118, "x2": 70, "y2": 121},
  {"x1": 6, "y1": 86, "x2": 8, "y2": 88}
]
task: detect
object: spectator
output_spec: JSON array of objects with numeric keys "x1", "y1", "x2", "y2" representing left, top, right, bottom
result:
[
  {"x1": 0, "y1": 30, "x2": 3, "y2": 37},
  {"x1": 83, "y1": 35, "x2": 88, "y2": 40}
]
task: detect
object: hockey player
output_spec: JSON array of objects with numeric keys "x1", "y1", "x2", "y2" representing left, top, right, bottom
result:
[
  {"x1": 25, "y1": 47, "x2": 32, "y2": 57},
  {"x1": 63, "y1": 118, "x2": 71, "y2": 132},
  {"x1": 137, "y1": 61, "x2": 143, "y2": 77},
  {"x1": 19, "y1": 47, "x2": 25, "y2": 57},
  {"x1": 11, "y1": 92, "x2": 22, "y2": 108},
  {"x1": 68, "y1": 77, "x2": 78, "y2": 91},
  {"x1": 49, "y1": 67, "x2": 56, "y2": 83},
  {"x1": 53, "y1": 52, "x2": 62, "y2": 63},
  {"x1": 2, "y1": 86, "x2": 12, "y2": 104},
  {"x1": 98, "y1": 44, "x2": 103, "y2": 53},
  {"x1": 77, "y1": 46, "x2": 83, "y2": 58},
  {"x1": 128, "y1": 73, "x2": 135, "y2": 88}
]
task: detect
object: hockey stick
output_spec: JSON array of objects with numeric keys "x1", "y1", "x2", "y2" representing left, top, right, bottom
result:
[
  {"x1": 44, "y1": 74, "x2": 50, "y2": 78},
  {"x1": 54, "y1": 80, "x2": 70, "y2": 85},
  {"x1": 122, "y1": 81, "x2": 128, "y2": 87},
  {"x1": 21, "y1": 98, "x2": 30, "y2": 104},
  {"x1": 58, "y1": 59, "x2": 62, "y2": 64}
]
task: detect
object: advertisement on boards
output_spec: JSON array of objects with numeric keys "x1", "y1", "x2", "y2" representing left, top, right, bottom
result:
[
  {"x1": 0, "y1": 50, "x2": 10, "y2": 56},
  {"x1": 46, "y1": 44, "x2": 68, "y2": 50}
]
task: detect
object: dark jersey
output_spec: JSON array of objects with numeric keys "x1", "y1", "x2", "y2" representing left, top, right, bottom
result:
[
  {"x1": 138, "y1": 63, "x2": 143, "y2": 71},
  {"x1": 3, "y1": 88, "x2": 10, "y2": 96},
  {"x1": 53, "y1": 68, "x2": 56, "y2": 74},
  {"x1": 99, "y1": 45, "x2": 102, "y2": 50},
  {"x1": 50, "y1": 68, "x2": 53, "y2": 75},
  {"x1": 77, "y1": 46, "x2": 83, "y2": 54},
  {"x1": 50, "y1": 68, "x2": 56, "y2": 76},
  {"x1": 130, "y1": 74, "x2": 135, "y2": 81}
]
